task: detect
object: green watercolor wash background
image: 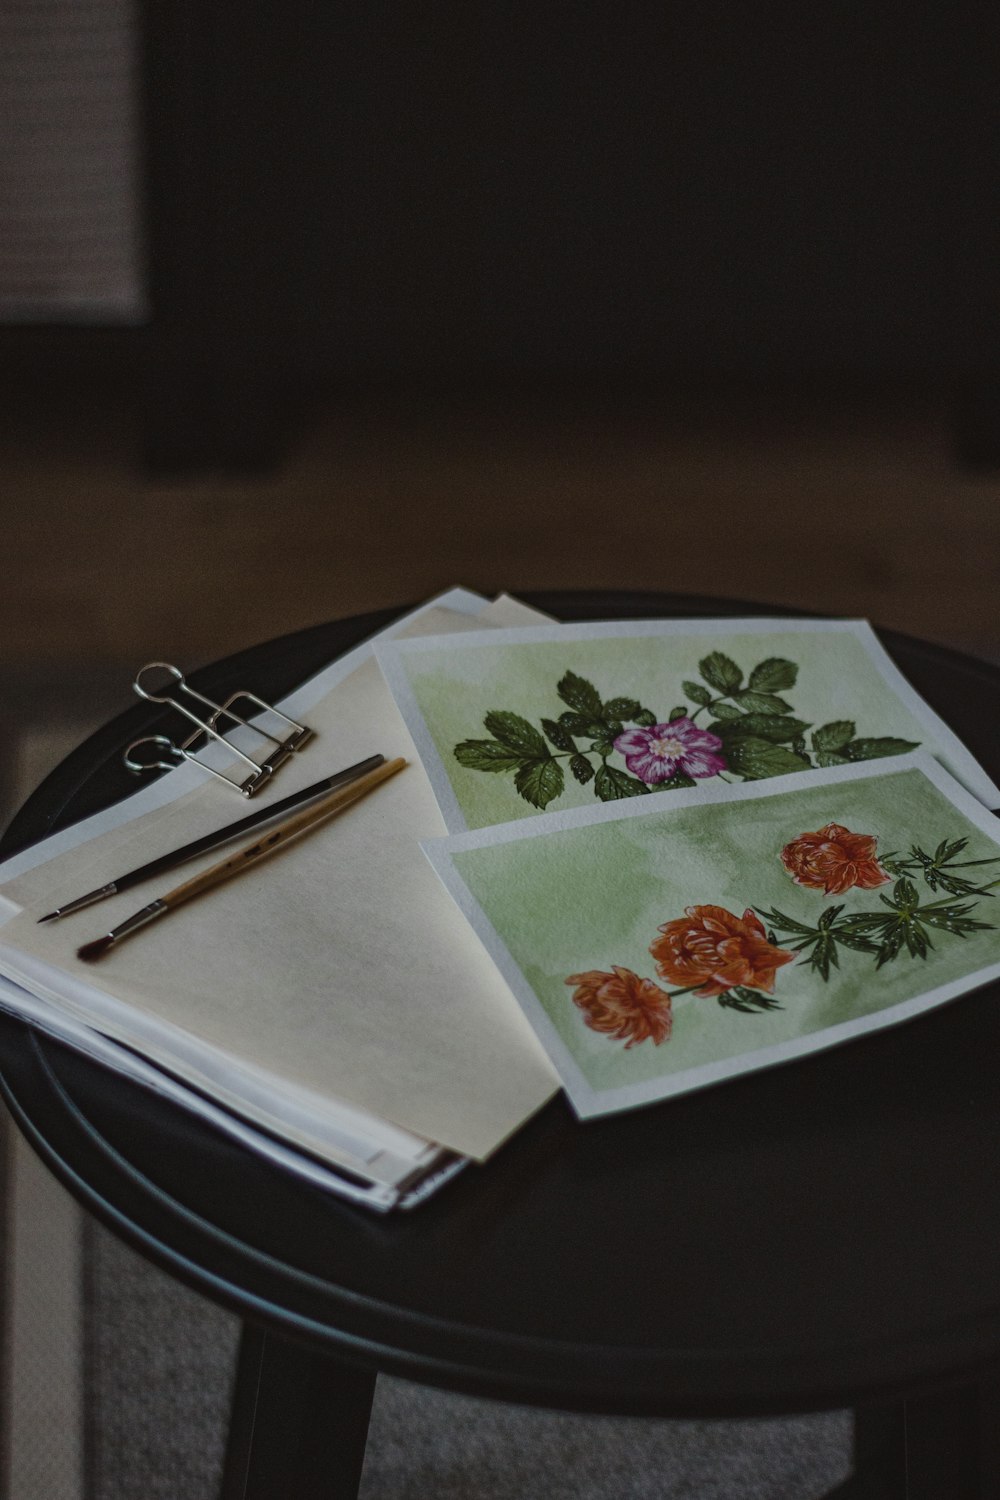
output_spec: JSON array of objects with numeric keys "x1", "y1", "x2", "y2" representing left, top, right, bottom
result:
[
  {"x1": 403, "y1": 629, "x2": 942, "y2": 830},
  {"x1": 450, "y1": 768, "x2": 1000, "y2": 1095}
]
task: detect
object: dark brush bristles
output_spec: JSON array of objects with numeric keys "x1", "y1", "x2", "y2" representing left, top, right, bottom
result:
[{"x1": 76, "y1": 934, "x2": 115, "y2": 963}]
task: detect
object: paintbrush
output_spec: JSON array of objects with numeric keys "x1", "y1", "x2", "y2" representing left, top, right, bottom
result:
[
  {"x1": 39, "y1": 754, "x2": 386, "y2": 923},
  {"x1": 76, "y1": 757, "x2": 406, "y2": 963}
]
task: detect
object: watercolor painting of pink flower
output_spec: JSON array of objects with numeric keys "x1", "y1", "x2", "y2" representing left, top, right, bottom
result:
[
  {"x1": 613, "y1": 718, "x2": 727, "y2": 784},
  {"x1": 565, "y1": 966, "x2": 674, "y2": 1047}
]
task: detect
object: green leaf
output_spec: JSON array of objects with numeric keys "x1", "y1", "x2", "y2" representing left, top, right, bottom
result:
[
  {"x1": 514, "y1": 757, "x2": 565, "y2": 809},
  {"x1": 453, "y1": 739, "x2": 524, "y2": 772},
  {"x1": 844, "y1": 737, "x2": 921, "y2": 761},
  {"x1": 875, "y1": 924, "x2": 907, "y2": 967},
  {"x1": 570, "y1": 753, "x2": 595, "y2": 784},
  {"x1": 682, "y1": 681, "x2": 713, "y2": 707},
  {"x1": 557, "y1": 670, "x2": 603, "y2": 716},
  {"x1": 812, "y1": 720, "x2": 856, "y2": 752},
  {"x1": 541, "y1": 717, "x2": 576, "y2": 752},
  {"x1": 699, "y1": 651, "x2": 743, "y2": 695},
  {"x1": 709, "y1": 702, "x2": 744, "y2": 721},
  {"x1": 594, "y1": 764, "x2": 649, "y2": 800},
  {"x1": 725, "y1": 737, "x2": 812, "y2": 780},
  {"x1": 717, "y1": 985, "x2": 784, "y2": 1013},
  {"x1": 755, "y1": 905, "x2": 818, "y2": 937},
  {"x1": 748, "y1": 657, "x2": 798, "y2": 693},
  {"x1": 815, "y1": 749, "x2": 851, "y2": 768},
  {"x1": 602, "y1": 697, "x2": 642, "y2": 719},
  {"x1": 808, "y1": 931, "x2": 840, "y2": 982},
  {"x1": 669, "y1": 705, "x2": 687, "y2": 721},
  {"x1": 712, "y1": 714, "x2": 812, "y2": 743},
  {"x1": 482, "y1": 711, "x2": 547, "y2": 758},
  {"x1": 592, "y1": 739, "x2": 615, "y2": 757},
  {"x1": 730, "y1": 690, "x2": 794, "y2": 714},
  {"x1": 651, "y1": 771, "x2": 696, "y2": 790},
  {"x1": 887, "y1": 876, "x2": 919, "y2": 910},
  {"x1": 634, "y1": 709, "x2": 657, "y2": 727},
  {"x1": 559, "y1": 712, "x2": 610, "y2": 739}
]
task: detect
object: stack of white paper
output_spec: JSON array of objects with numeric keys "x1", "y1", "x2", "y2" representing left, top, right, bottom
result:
[{"x1": 0, "y1": 588, "x2": 560, "y2": 1212}]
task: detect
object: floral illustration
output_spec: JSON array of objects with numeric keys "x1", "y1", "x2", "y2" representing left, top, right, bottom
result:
[
  {"x1": 650, "y1": 905, "x2": 795, "y2": 999},
  {"x1": 566, "y1": 967, "x2": 674, "y2": 1048},
  {"x1": 614, "y1": 720, "x2": 726, "y2": 784},
  {"x1": 565, "y1": 825, "x2": 1000, "y2": 1048},
  {"x1": 454, "y1": 651, "x2": 919, "y2": 812},
  {"x1": 781, "y1": 823, "x2": 890, "y2": 896}
]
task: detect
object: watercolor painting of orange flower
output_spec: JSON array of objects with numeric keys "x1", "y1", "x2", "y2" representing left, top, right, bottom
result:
[
  {"x1": 566, "y1": 967, "x2": 674, "y2": 1048},
  {"x1": 781, "y1": 823, "x2": 890, "y2": 895},
  {"x1": 650, "y1": 906, "x2": 795, "y2": 999},
  {"x1": 566, "y1": 822, "x2": 1000, "y2": 1048}
]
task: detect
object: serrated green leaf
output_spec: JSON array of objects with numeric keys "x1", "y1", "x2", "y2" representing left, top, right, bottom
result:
[
  {"x1": 482, "y1": 711, "x2": 547, "y2": 758},
  {"x1": 725, "y1": 737, "x2": 812, "y2": 780},
  {"x1": 651, "y1": 771, "x2": 696, "y2": 790},
  {"x1": 634, "y1": 709, "x2": 657, "y2": 727},
  {"x1": 594, "y1": 764, "x2": 649, "y2": 800},
  {"x1": 570, "y1": 754, "x2": 595, "y2": 784},
  {"x1": 453, "y1": 739, "x2": 524, "y2": 772},
  {"x1": 699, "y1": 651, "x2": 743, "y2": 694},
  {"x1": 713, "y1": 713, "x2": 812, "y2": 743},
  {"x1": 514, "y1": 757, "x2": 564, "y2": 808},
  {"x1": 812, "y1": 720, "x2": 856, "y2": 752},
  {"x1": 558, "y1": 711, "x2": 608, "y2": 739},
  {"x1": 748, "y1": 657, "x2": 798, "y2": 693},
  {"x1": 541, "y1": 717, "x2": 576, "y2": 752},
  {"x1": 682, "y1": 681, "x2": 713, "y2": 707},
  {"x1": 709, "y1": 702, "x2": 744, "y2": 721},
  {"x1": 731, "y1": 690, "x2": 794, "y2": 714},
  {"x1": 557, "y1": 670, "x2": 603, "y2": 716},
  {"x1": 816, "y1": 749, "x2": 851, "y2": 768},
  {"x1": 844, "y1": 737, "x2": 921, "y2": 761},
  {"x1": 592, "y1": 739, "x2": 614, "y2": 757},
  {"x1": 602, "y1": 697, "x2": 642, "y2": 719}
]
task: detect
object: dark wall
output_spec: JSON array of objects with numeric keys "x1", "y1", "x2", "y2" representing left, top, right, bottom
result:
[{"x1": 158, "y1": 2, "x2": 987, "y2": 388}]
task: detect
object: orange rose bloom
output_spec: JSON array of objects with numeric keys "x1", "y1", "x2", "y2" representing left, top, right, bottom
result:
[
  {"x1": 566, "y1": 966, "x2": 674, "y2": 1048},
  {"x1": 781, "y1": 823, "x2": 890, "y2": 896},
  {"x1": 650, "y1": 905, "x2": 795, "y2": 999}
]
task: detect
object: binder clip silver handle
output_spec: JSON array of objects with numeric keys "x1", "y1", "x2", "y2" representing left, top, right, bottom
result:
[{"x1": 125, "y1": 663, "x2": 313, "y2": 796}]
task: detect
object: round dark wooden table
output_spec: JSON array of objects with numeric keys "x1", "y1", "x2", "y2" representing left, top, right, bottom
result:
[{"x1": 3, "y1": 591, "x2": 1000, "y2": 1500}]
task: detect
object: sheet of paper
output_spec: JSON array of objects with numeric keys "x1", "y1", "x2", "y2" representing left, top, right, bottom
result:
[
  {"x1": 423, "y1": 752, "x2": 1000, "y2": 1117},
  {"x1": 374, "y1": 617, "x2": 1000, "y2": 830},
  {"x1": 0, "y1": 589, "x2": 559, "y2": 1161},
  {"x1": 0, "y1": 972, "x2": 432, "y2": 1211}
]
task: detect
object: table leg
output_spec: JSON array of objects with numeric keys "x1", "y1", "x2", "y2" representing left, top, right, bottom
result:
[
  {"x1": 825, "y1": 1370, "x2": 1000, "y2": 1499},
  {"x1": 220, "y1": 1322, "x2": 376, "y2": 1500}
]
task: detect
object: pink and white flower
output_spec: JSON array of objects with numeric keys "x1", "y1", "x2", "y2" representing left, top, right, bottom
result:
[{"x1": 613, "y1": 718, "x2": 726, "y2": 783}]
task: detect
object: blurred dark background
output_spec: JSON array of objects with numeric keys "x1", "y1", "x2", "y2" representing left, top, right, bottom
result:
[{"x1": 3, "y1": 1, "x2": 1000, "y2": 715}]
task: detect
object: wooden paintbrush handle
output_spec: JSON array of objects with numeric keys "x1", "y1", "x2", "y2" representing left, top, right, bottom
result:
[{"x1": 161, "y1": 757, "x2": 407, "y2": 910}]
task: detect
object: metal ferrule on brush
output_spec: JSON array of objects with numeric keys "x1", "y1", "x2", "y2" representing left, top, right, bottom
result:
[
  {"x1": 39, "y1": 883, "x2": 120, "y2": 922},
  {"x1": 106, "y1": 899, "x2": 169, "y2": 945}
]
